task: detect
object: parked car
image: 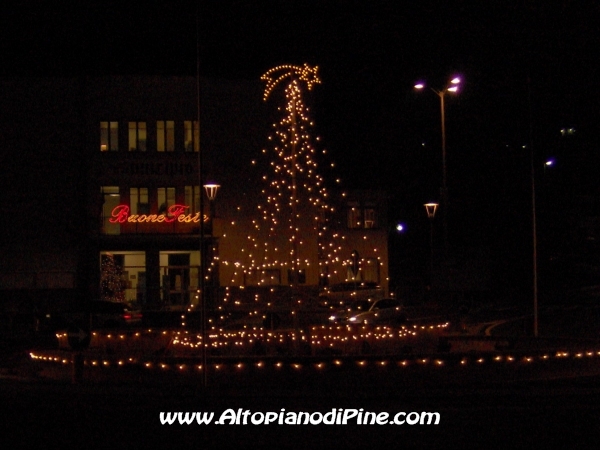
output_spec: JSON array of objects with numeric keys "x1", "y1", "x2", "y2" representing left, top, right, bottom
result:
[
  {"x1": 328, "y1": 298, "x2": 404, "y2": 325},
  {"x1": 44, "y1": 300, "x2": 142, "y2": 331},
  {"x1": 89, "y1": 300, "x2": 143, "y2": 328}
]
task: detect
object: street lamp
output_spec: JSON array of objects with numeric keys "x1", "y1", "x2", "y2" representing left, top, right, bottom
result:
[
  {"x1": 424, "y1": 203, "x2": 438, "y2": 287},
  {"x1": 415, "y1": 76, "x2": 462, "y2": 252},
  {"x1": 203, "y1": 182, "x2": 219, "y2": 312},
  {"x1": 203, "y1": 182, "x2": 220, "y2": 297},
  {"x1": 200, "y1": 183, "x2": 219, "y2": 387},
  {"x1": 203, "y1": 182, "x2": 220, "y2": 270},
  {"x1": 424, "y1": 202, "x2": 438, "y2": 218},
  {"x1": 204, "y1": 183, "x2": 220, "y2": 203}
]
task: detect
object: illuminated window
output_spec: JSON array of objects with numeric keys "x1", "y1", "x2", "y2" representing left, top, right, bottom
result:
[
  {"x1": 347, "y1": 203, "x2": 377, "y2": 229},
  {"x1": 319, "y1": 266, "x2": 329, "y2": 288},
  {"x1": 159, "y1": 251, "x2": 200, "y2": 307},
  {"x1": 560, "y1": 127, "x2": 576, "y2": 136},
  {"x1": 347, "y1": 202, "x2": 361, "y2": 229},
  {"x1": 100, "y1": 122, "x2": 118, "y2": 151},
  {"x1": 364, "y1": 208, "x2": 376, "y2": 228},
  {"x1": 185, "y1": 185, "x2": 201, "y2": 214},
  {"x1": 184, "y1": 120, "x2": 199, "y2": 152},
  {"x1": 362, "y1": 258, "x2": 380, "y2": 283},
  {"x1": 128, "y1": 122, "x2": 147, "y2": 151},
  {"x1": 157, "y1": 120, "x2": 175, "y2": 152},
  {"x1": 244, "y1": 269, "x2": 281, "y2": 286},
  {"x1": 101, "y1": 186, "x2": 120, "y2": 234},
  {"x1": 157, "y1": 187, "x2": 176, "y2": 214},
  {"x1": 288, "y1": 269, "x2": 306, "y2": 285},
  {"x1": 130, "y1": 188, "x2": 149, "y2": 214},
  {"x1": 100, "y1": 251, "x2": 146, "y2": 304},
  {"x1": 265, "y1": 269, "x2": 283, "y2": 285}
]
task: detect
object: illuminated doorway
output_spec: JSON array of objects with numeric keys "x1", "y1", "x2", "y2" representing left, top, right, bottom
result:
[
  {"x1": 99, "y1": 251, "x2": 146, "y2": 306},
  {"x1": 159, "y1": 251, "x2": 200, "y2": 310}
]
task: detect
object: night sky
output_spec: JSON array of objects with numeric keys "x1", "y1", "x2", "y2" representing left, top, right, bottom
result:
[{"x1": 2, "y1": 0, "x2": 599, "y2": 295}]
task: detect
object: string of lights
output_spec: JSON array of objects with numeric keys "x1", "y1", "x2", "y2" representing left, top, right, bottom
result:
[
  {"x1": 37, "y1": 326, "x2": 600, "y2": 380},
  {"x1": 54, "y1": 323, "x2": 449, "y2": 357},
  {"x1": 30, "y1": 349, "x2": 600, "y2": 376},
  {"x1": 216, "y1": 64, "x2": 374, "y2": 296}
]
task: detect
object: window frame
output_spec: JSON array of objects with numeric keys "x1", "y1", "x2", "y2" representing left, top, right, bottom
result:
[
  {"x1": 157, "y1": 120, "x2": 175, "y2": 152},
  {"x1": 130, "y1": 187, "x2": 149, "y2": 215},
  {"x1": 184, "y1": 120, "x2": 199, "y2": 152},
  {"x1": 100, "y1": 121, "x2": 119, "y2": 151},
  {"x1": 157, "y1": 187, "x2": 176, "y2": 215},
  {"x1": 128, "y1": 121, "x2": 147, "y2": 151},
  {"x1": 185, "y1": 185, "x2": 201, "y2": 214},
  {"x1": 346, "y1": 202, "x2": 378, "y2": 229}
]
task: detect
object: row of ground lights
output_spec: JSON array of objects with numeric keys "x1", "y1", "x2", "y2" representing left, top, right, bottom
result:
[
  {"x1": 55, "y1": 323, "x2": 448, "y2": 352},
  {"x1": 30, "y1": 350, "x2": 600, "y2": 373}
]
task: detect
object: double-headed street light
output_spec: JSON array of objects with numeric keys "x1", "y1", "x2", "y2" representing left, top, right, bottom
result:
[{"x1": 415, "y1": 76, "x2": 462, "y2": 253}]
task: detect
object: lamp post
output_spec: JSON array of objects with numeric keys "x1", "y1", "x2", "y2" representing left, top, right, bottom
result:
[
  {"x1": 203, "y1": 182, "x2": 219, "y2": 323},
  {"x1": 199, "y1": 183, "x2": 219, "y2": 388},
  {"x1": 526, "y1": 77, "x2": 538, "y2": 338},
  {"x1": 424, "y1": 203, "x2": 438, "y2": 287},
  {"x1": 204, "y1": 184, "x2": 220, "y2": 275},
  {"x1": 415, "y1": 76, "x2": 461, "y2": 253},
  {"x1": 531, "y1": 151, "x2": 539, "y2": 338},
  {"x1": 204, "y1": 183, "x2": 220, "y2": 212}
]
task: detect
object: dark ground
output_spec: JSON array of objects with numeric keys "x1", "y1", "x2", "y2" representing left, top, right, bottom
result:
[
  {"x1": 2, "y1": 302, "x2": 600, "y2": 449},
  {"x1": 1, "y1": 374, "x2": 600, "y2": 449}
]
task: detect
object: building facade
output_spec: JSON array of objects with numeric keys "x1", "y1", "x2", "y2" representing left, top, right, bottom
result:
[{"x1": 0, "y1": 76, "x2": 389, "y2": 315}]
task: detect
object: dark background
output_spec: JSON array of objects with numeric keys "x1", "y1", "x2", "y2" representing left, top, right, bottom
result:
[{"x1": 1, "y1": 0, "x2": 599, "y2": 300}]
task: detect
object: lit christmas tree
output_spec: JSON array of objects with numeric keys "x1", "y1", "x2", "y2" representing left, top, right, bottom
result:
[
  {"x1": 100, "y1": 254, "x2": 125, "y2": 302},
  {"x1": 227, "y1": 64, "x2": 346, "y2": 291}
]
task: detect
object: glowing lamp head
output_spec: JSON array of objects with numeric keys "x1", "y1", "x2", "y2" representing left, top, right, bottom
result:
[
  {"x1": 424, "y1": 203, "x2": 439, "y2": 219},
  {"x1": 545, "y1": 159, "x2": 555, "y2": 167},
  {"x1": 204, "y1": 183, "x2": 220, "y2": 201},
  {"x1": 414, "y1": 82, "x2": 425, "y2": 90},
  {"x1": 447, "y1": 76, "x2": 461, "y2": 93}
]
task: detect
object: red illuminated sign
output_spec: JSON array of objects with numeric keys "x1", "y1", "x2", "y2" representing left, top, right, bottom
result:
[{"x1": 109, "y1": 204, "x2": 208, "y2": 224}]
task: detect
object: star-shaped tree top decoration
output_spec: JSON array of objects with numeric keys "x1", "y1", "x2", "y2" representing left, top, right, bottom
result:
[{"x1": 261, "y1": 63, "x2": 321, "y2": 101}]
